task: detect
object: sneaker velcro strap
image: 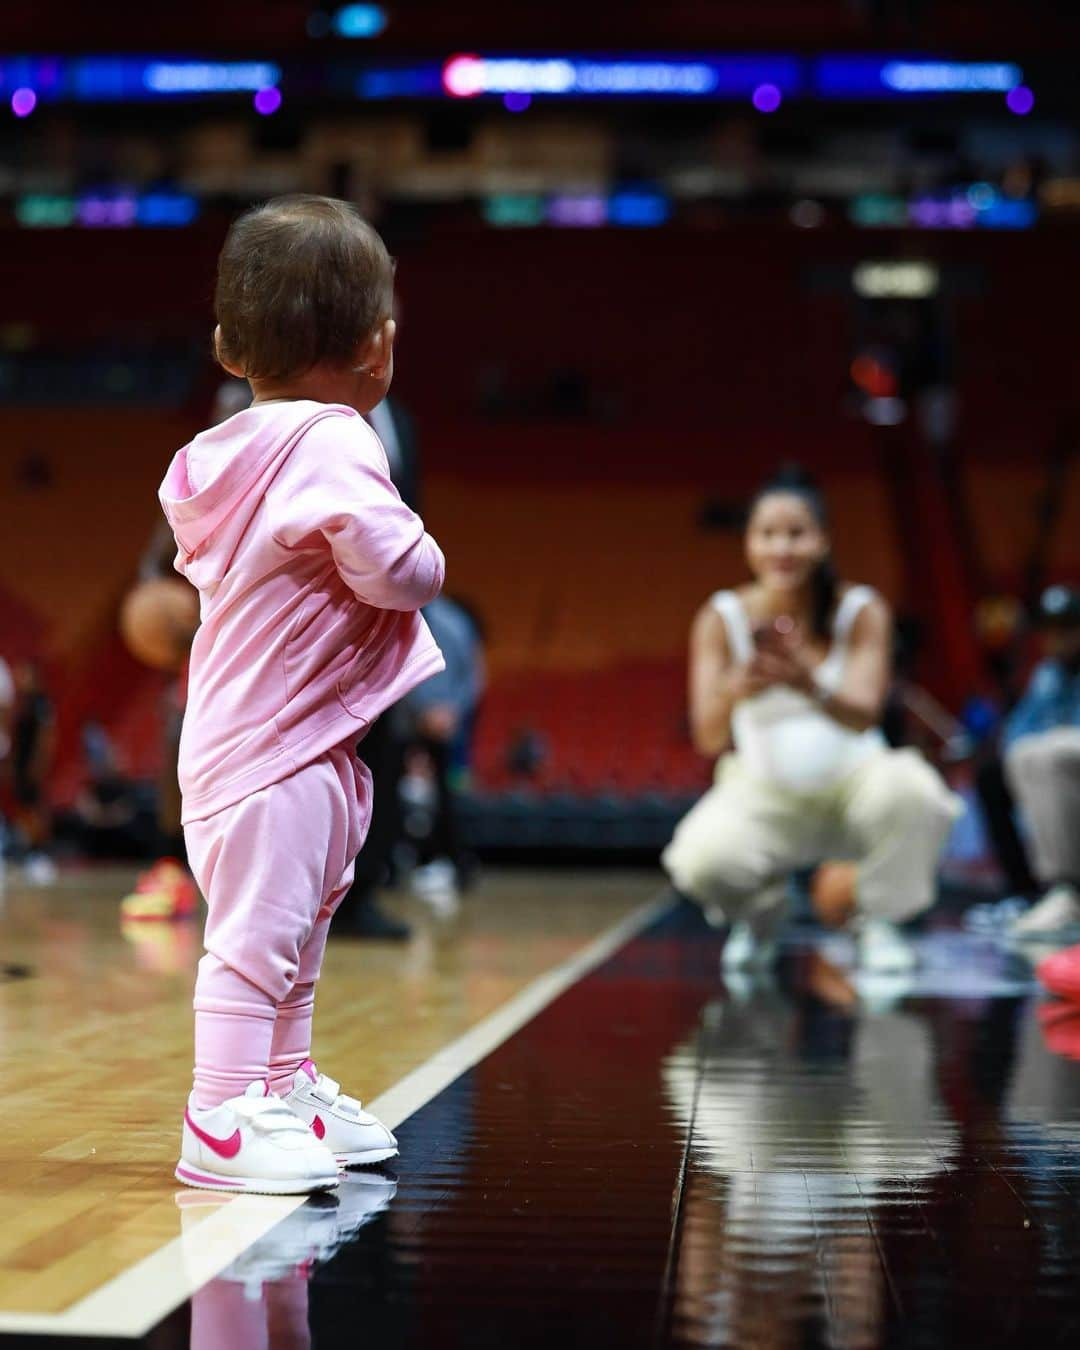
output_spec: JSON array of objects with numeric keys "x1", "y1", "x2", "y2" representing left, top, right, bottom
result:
[
  {"x1": 251, "y1": 1112, "x2": 310, "y2": 1137},
  {"x1": 312, "y1": 1074, "x2": 340, "y2": 1106},
  {"x1": 236, "y1": 1099, "x2": 311, "y2": 1134}
]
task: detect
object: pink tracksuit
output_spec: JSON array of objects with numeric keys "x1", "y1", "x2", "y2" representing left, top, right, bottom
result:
[{"x1": 159, "y1": 400, "x2": 445, "y2": 1105}]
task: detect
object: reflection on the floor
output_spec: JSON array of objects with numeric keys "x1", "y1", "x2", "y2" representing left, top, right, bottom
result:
[
  {"x1": 172, "y1": 905, "x2": 1080, "y2": 1350},
  {"x1": 664, "y1": 982, "x2": 959, "y2": 1348},
  {"x1": 0, "y1": 866, "x2": 653, "y2": 1320},
  {"x1": 185, "y1": 1174, "x2": 396, "y2": 1350}
]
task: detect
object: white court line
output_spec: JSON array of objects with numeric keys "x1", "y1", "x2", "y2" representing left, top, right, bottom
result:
[{"x1": 0, "y1": 894, "x2": 670, "y2": 1340}]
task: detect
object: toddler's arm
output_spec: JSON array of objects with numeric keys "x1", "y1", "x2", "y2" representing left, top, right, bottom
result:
[{"x1": 271, "y1": 414, "x2": 445, "y2": 612}]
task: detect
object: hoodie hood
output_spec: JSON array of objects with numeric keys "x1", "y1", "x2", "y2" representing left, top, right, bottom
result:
[{"x1": 159, "y1": 400, "x2": 353, "y2": 590}]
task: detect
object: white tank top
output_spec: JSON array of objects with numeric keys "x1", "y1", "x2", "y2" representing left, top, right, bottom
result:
[{"x1": 713, "y1": 585, "x2": 887, "y2": 793}]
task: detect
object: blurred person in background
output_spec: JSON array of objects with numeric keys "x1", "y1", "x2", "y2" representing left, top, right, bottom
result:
[
  {"x1": 968, "y1": 596, "x2": 1046, "y2": 915},
  {"x1": 65, "y1": 721, "x2": 157, "y2": 862},
  {"x1": 334, "y1": 356, "x2": 427, "y2": 941},
  {"x1": 404, "y1": 595, "x2": 485, "y2": 908},
  {"x1": 119, "y1": 378, "x2": 248, "y2": 922},
  {"x1": 366, "y1": 389, "x2": 421, "y2": 521},
  {"x1": 975, "y1": 746, "x2": 1040, "y2": 911},
  {"x1": 663, "y1": 466, "x2": 961, "y2": 973},
  {"x1": 1002, "y1": 585, "x2": 1080, "y2": 939},
  {"x1": 10, "y1": 660, "x2": 57, "y2": 885}
]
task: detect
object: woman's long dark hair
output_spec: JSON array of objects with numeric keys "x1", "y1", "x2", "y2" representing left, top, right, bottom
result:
[{"x1": 747, "y1": 465, "x2": 838, "y2": 641}]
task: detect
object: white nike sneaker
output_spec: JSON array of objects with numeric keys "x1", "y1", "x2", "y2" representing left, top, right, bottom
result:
[
  {"x1": 858, "y1": 918, "x2": 918, "y2": 974},
  {"x1": 284, "y1": 1061, "x2": 398, "y2": 1167},
  {"x1": 1008, "y1": 883, "x2": 1080, "y2": 939},
  {"x1": 176, "y1": 1080, "x2": 340, "y2": 1195},
  {"x1": 722, "y1": 921, "x2": 777, "y2": 971},
  {"x1": 721, "y1": 886, "x2": 788, "y2": 972}
]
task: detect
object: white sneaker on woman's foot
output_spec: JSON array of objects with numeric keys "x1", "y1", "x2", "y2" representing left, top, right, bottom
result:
[
  {"x1": 176, "y1": 1081, "x2": 340, "y2": 1195},
  {"x1": 858, "y1": 918, "x2": 918, "y2": 974},
  {"x1": 1008, "y1": 883, "x2": 1080, "y2": 939},
  {"x1": 722, "y1": 921, "x2": 778, "y2": 971},
  {"x1": 285, "y1": 1061, "x2": 398, "y2": 1167},
  {"x1": 721, "y1": 887, "x2": 788, "y2": 972}
]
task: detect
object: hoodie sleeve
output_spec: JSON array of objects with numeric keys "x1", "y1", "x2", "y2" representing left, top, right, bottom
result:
[{"x1": 270, "y1": 413, "x2": 445, "y2": 612}]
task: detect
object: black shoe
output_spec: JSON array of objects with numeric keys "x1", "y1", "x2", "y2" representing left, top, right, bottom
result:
[
  {"x1": 346, "y1": 901, "x2": 412, "y2": 941},
  {"x1": 455, "y1": 852, "x2": 480, "y2": 892}
]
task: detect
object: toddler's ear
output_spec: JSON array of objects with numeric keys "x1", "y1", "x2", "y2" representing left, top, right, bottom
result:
[
  {"x1": 212, "y1": 325, "x2": 246, "y2": 378},
  {"x1": 358, "y1": 318, "x2": 396, "y2": 380}
]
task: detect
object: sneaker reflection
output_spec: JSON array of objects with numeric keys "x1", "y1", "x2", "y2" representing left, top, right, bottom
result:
[
  {"x1": 192, "y1": 1271, "x2": 311, "y2": 1350},
  {"x1": 179, "y1": 1171, "x2": 397, "y2": 1349},
  {"x1": 663, "y1": 979, "x2": 958, "y2": 1347}
]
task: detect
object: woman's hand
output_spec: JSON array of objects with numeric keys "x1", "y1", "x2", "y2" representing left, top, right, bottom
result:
[
  {"x1": 743, "y1": 625, "x2": 816, "y2": 696},
  {"x1": 749, "y1": 643, "x2": 815, "y2": 695},
  {"x1": 727, "y1": 662, "x2": 773, "y2": 704},
  {"x1": 752, "y1": 600, "x2": 894, "y2": 733}
]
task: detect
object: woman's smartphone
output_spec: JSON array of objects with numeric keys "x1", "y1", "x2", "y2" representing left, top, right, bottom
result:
[{"x1": 752, "y1": 616, "x2": 797, "y2": 649}]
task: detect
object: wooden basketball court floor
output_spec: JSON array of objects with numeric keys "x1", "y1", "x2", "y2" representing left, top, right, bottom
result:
[
  {"x1": 0, "y1": 865, "x2": 661, "y2": 1341},
  {"x1": 6, "y1": 867, "x2": 1080, "y2": 1348}
]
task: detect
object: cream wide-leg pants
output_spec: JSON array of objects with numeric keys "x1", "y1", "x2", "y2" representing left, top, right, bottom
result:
[
  {"x1": 662, "y1": 748, "x2": 961, "y2": 924},
  {"x1": 1004, "y1": 727, "x2": 1080, "y2": 887}
]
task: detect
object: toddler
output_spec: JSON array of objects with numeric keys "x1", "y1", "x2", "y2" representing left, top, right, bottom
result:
[{"x1": 160, "y1": 195, "x2": 445, "y2": 1193}]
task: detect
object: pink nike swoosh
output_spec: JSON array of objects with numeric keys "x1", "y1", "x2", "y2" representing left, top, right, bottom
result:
[
  {"x1": 312, "y1": 1113, "x2": 326, "y2": 1140},
  {"x1": 185, "y1": 1109, "x2": 242, "y2": 1159}
]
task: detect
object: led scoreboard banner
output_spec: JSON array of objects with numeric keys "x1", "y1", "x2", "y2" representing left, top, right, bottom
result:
[{"x1": 0, "y1": 53, "x2": 1036, "y2": 114}]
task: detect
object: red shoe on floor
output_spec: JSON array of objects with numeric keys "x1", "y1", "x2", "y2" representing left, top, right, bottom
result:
[
  {"x1": 120, "y1": 858, "x2": 199, "y2": 922},
  {"x1": 1038, "y1": 1001, "x2": 1080, "y2": 1060},
  {"x1": 1036, "y1": 944, "x2": 1080, "y2": 1002}
]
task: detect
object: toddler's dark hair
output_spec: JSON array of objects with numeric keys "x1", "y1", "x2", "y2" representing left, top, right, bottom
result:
[{"x1": 214, "y1": 194, "x2": 394, "y2": 382}]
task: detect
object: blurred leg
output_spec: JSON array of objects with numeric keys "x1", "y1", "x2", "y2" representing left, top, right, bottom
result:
[
  {"x1": 662, "y1": 758, "x2": 823, "y2": 916},
  {"x1": 335, "y1": 716, "x2": 407, "y2": 934},
  {"x1": 1005, "y1": 729, "x2": 1080, "y2": 887},
  {"x1": 156, "y1": 700, "x2": 186, "y2": 863},
  {"x1": 839, "y1": 749, "x2": 961, "y2": 923},
  {"x1": 420, "y1": 734, "x2": 461, "y2": 865},
  {"x1": 975, "y1": 752, "x2": 1038, "y2": 896}
]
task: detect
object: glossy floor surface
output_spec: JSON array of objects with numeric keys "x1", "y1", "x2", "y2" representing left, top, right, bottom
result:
[
  {"x1": 6, "y1": 878, "x2": 1080, "y2": 1348},
  {"x1": 0, "y1": 865, "x2": 654, "y2": 1335}
]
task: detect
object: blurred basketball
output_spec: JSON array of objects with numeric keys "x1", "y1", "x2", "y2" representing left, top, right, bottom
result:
[{"x1": 119, "y1": 578, "x2": 200, "y2": 672}]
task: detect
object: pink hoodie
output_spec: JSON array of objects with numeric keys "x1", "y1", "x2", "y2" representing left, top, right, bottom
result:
[{"x1": 159, "y1": 400, "x2": 445, "y2": 823}]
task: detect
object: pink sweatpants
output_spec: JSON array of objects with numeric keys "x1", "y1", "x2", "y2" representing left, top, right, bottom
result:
[{"x1": 185, "y1": 744, "x2": 372, "y2": 1108}]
